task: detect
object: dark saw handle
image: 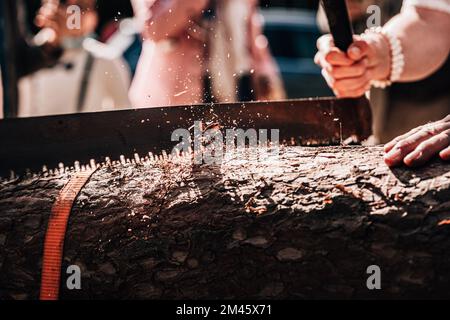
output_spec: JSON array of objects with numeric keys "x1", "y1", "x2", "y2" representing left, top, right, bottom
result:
[{"x1": 321, "y1": 0, "x2": 355, "y2": 52}]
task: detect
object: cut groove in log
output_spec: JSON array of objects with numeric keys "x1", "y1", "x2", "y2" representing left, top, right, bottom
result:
[{"x1": 0, "y1": 146, "x2": 449, "y2": 300}]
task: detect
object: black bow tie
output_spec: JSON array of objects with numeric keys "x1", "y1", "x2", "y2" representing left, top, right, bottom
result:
[{"x1": 56, "y1": 62, "x2": 75, "y2": 71}]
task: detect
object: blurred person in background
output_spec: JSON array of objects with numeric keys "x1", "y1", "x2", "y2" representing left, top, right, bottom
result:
[
  {"x1": 318, "y1": 0, "x2": 450, "y2": 145},
  {"x1": 0, "y1": 0, "x2": 64, "y2": 118},
  {"x1": 25, "y1": 0, "x2": 142, "y2": 76},
  {"x1": 18, "y1": 0, "x2": 131, "y2": 117},
  {"x1": 129, "y1": 0, "x2": 285, "y2": 108},
  {"x1": 315, "y1": 0, "x2": 450, "y2": 167},
  {"x1": 95, "y1": 0, "x2": 142, "y2": 77}
]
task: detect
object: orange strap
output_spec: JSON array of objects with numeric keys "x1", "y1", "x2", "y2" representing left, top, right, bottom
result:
[{"x1": 40, "y1": 168, "x2": 97, "y2": 300}]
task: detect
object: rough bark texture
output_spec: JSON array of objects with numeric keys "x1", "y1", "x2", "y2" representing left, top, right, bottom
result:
[{"x1": 0, "y1": 146, "x2": 450, "y2": 300}]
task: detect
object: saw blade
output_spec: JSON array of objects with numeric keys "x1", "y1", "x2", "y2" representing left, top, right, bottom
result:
[{"x1": 0, "y1": 97, "x2": 372, "y2": 177}]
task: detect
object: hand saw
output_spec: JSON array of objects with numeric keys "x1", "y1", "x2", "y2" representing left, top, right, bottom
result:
[
  {"x1": 0, "y1": 0, "x2": 371, "y2": 177},
  {"x1": 0, "y1": 98, "x2": 371, "y2": 177}
]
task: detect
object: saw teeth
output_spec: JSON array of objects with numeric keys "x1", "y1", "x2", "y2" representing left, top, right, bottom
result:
[
  {"x1": 74, "y1": 161, "x2": 81, "y2": 172},
  {"x1": 3, "y1": 145, "x2": 227, "y2": 179},
  {"x1": 42, "y1": 165, "x2": 48, "y2": 173},
  {"x1": 134, "y1": 153, "x2": 141, "y2": 164}
]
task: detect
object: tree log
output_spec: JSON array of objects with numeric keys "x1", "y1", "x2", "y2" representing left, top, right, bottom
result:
[{"x1": 0, "y1": 146, "x2": 450, "y2": 300}]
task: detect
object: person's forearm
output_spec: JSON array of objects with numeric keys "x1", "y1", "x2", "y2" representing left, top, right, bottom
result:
[
  {"x1": 139, "y1": 0, "x2": 209, "y2": 42},
  {"x1": 223, "y1": 0, "x2": 252, "y2": 73},
  {"x1": 383, "y1": 6, "x2": 450, "y2": 82}
]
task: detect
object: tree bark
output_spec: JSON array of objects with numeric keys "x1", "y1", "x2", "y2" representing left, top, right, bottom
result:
[{"x1": 0, "y1": 146, "x2": 449, "y2": 300}]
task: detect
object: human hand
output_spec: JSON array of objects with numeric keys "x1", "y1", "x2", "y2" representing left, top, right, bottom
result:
[
  {"x1": 384, "y1": 115, "x2": 450, "y2": 167},
  {"x1": 34, "y1": 0, "x2": 65, "y2": 46},
  {"x1": 314, "y1": 33, "x2": 391, "y2": 98}
]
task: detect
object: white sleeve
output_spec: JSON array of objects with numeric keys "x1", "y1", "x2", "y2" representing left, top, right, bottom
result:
[
  {"x1": 403, "y1": 0, "x2": 450, "y2": 14},
  {"x1": 96, "y1": 58, "x2": 132, "y2": 110}
]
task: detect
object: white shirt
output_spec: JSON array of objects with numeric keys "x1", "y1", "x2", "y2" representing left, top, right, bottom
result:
[
  {"x1": 18, "y1": 48, "x2": 131, "y2": 117},
  {"x1": 403, "y1": 0, "x2": 450, "y2": 14}
]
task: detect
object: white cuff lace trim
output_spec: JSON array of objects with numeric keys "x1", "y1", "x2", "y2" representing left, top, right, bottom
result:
[{"x1": 403, "y1": 0, "x2": 450, "y2": 14}]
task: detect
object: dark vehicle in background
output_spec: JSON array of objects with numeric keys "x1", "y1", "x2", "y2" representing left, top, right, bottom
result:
[{"x1": 262, "y1": 9, "x2": 333, "y2": 98}]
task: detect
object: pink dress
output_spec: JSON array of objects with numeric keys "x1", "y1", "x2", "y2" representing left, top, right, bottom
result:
[{"x1": 129, "y1": 0, "x2": 285, "y2": 108}]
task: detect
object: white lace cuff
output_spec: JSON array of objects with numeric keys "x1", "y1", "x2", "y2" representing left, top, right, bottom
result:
[{"x1": 403, "y1": 0, "x2": 450, "y2": 14}]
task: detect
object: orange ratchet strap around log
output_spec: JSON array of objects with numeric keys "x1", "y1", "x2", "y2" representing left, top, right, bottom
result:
[{"x1": 40, "y1": 167, "x2": 97, "y2": 300}]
